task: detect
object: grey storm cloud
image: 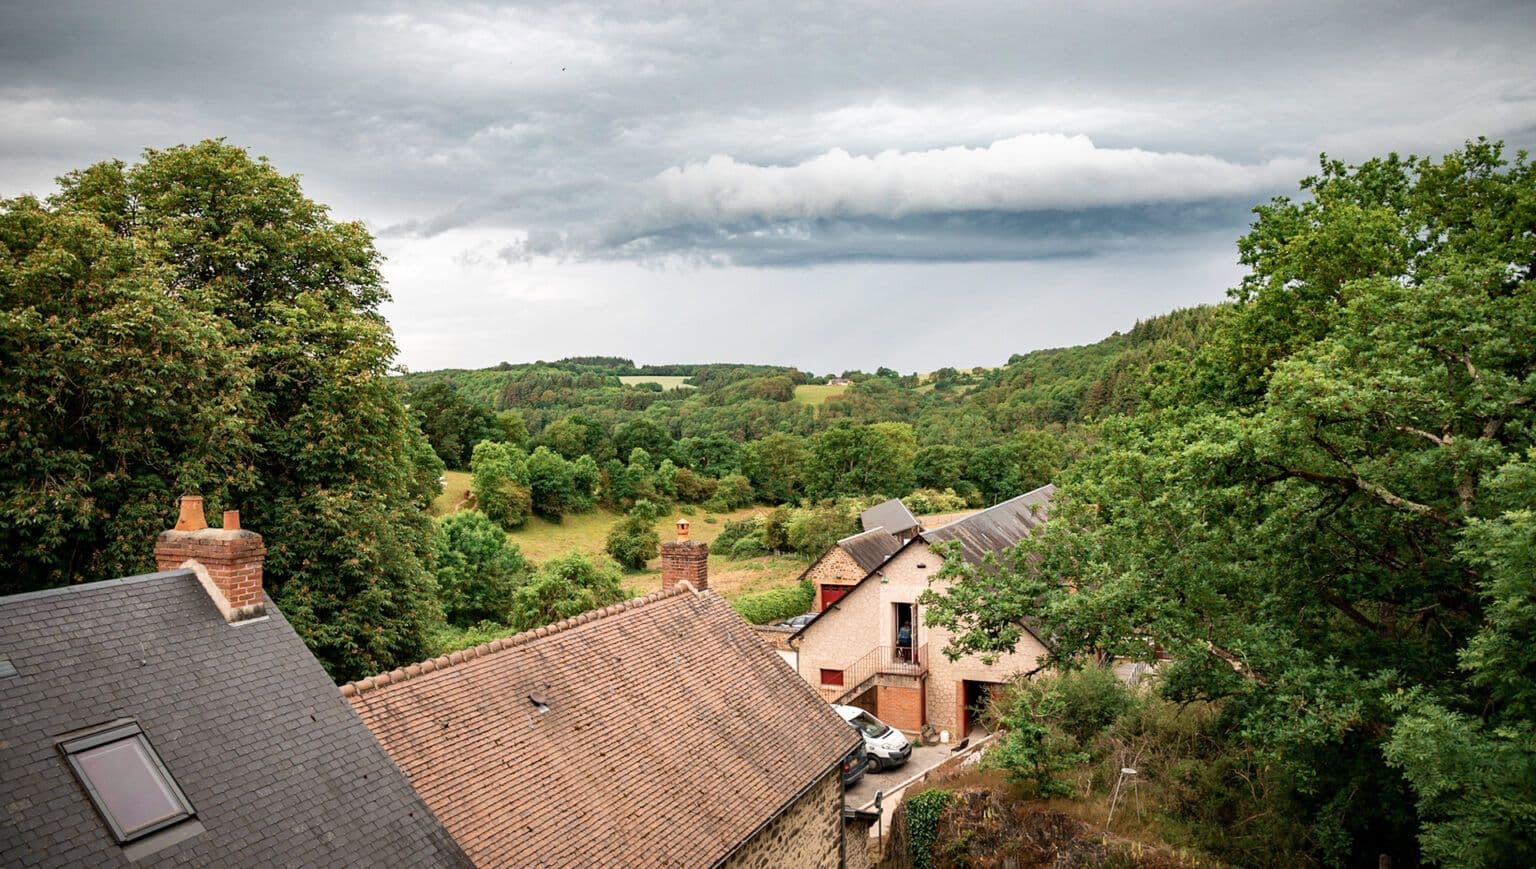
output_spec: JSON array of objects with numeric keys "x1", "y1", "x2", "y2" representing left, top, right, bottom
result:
[{"x1": 2, "y1": 0, "x2": 1535, "y2": 370}]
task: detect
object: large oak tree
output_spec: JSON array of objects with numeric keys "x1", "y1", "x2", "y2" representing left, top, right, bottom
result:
[
  {"x1": 925, "y1": 140, "x2": 1536, "y2": 865},
  {"x1": 1, "y1": 141, "x2": 443, "y2": 681}
]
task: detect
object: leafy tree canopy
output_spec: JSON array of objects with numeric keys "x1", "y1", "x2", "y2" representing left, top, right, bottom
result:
[
  {"x1": 0, "y1": 140, "x2": 443, "y2": 680},
  {"x1": 925, "y1": 140, "x2": 1536, "y2": 865}
]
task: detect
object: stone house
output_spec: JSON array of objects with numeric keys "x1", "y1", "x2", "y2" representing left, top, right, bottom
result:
[
  {"x1": 345, "y1": 522, "x2": 867, "y2": 868},
  {"x1": 802, "y1": 525, "x2": 904, "y2": 612},
  {"x1": 789, "y1": 486, "x2": 1056, "y2": 740},
  {"x1": 0, "y1": 498, "x2": 469, "y2": 867}
]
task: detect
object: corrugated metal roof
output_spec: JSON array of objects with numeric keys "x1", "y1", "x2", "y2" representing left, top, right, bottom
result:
[
  {"x1": 920, "y1": 484, "x2": 1056, "y2": 564},
  {"x1": 859, "y1": 498, "x2": 920, "y2": 535},
  {"x1": 835, "y1": 527, "x2": 903, "y2": 573}
]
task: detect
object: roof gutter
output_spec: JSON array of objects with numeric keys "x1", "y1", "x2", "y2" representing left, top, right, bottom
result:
[{"x1": 708, "y1": 738, "x2": 862, "y2": 869}]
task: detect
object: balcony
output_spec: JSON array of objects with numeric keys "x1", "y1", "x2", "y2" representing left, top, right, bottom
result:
[{"x1": 818, "y1": 644, "x2": 927, "y2": 704}]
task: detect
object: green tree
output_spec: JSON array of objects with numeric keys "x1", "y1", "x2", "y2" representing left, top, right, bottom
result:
[
  {"x1": 678, "y1": 433, "x2": 741, "y2": 475},
  {"x1": 614, "y1": 418, "x2": 674, "y2": 461},
  {"x1": 805, "y1": 422, "x2": 917, "y2": 498},
  {"x1": 470, "y1": 440, "x2": 531, "y2": 529},
  {"x1": 526, "y1": 445, "x2": 579, "y2": 520},
  {"x1": 605, "y1": 503, "x2": 661, "y2": 571},
  {"x1": 409, "y1": 380, "x2": 498, "y2": 468},
  {"x1": 432, "y1": 510, "x2": 530, "y2": 627},
  {"x1": 494, "y1": 409, "x2": 528, "y2": 447},
  {"x1": 923, "y1": 141, "x2": 1536, "y2": 865},
  {"x1": 0, "y1": 141, "x2": 443, "y2": 681},
  {"x1": 740, "y1": 432, "x2": 808, "y2": 503},
  {"x1": 786, "y1": 505, "x2": 857, "y2": 558},
  {"x1": 509, "y1": 550, "x2": 627, "y2": 630}
]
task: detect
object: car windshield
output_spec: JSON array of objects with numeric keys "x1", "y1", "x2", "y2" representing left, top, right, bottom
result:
[{"x1": 847, "y1": 711, "x2": 892, "y2": 739}]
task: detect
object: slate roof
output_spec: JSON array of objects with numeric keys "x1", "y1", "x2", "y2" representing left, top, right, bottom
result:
[
  {"x1": 0, "y1": 570, "x2": 470, "y2": 868},
  {"x1": 920, "y1": 484, "x2": 1057, "y2": 564},
  {"x1": 345, "y1": 583, "x2": 860, "y2": 869},
  {"x1": 859, "y1": 498, "x2": 921, "y2": 537},
  {"x1": 836, "y1": 527, "x2": 904, "y2": 573}
]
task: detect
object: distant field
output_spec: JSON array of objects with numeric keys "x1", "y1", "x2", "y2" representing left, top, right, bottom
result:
[
  {"x1": 792, "y1": 383, "x2": 849, "y2": 405},
  {"x1": 432, "y1": 470, "x2": 473, "y2": 516},
  {"x1": 430, "y1": 481, "x2": 806, "y2": 595},
  {"x1": 618, "y1": 375, "x2": 693, "y2": 389}
]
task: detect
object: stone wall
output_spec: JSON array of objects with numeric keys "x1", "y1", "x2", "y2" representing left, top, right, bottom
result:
[
  {"x1": 723, "y1": 767, "x2": 843, "y2": 869},
  {"x1": 805, "y1": 547, "x2": 868, "y2": 610}
]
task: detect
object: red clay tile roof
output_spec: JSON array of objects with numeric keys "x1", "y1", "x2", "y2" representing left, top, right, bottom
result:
[{"x1": 344, "y1": 583, "x2": 859, "y2": 868}]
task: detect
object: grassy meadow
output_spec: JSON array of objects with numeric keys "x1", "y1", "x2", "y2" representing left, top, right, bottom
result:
[
  {"x1": 431, "y1": 470, "x2": 808, "y2": 599},
  {"x1": 617, "y1": 375, "x2": 693, "y2": 389},
  {"x1": 791, "y1": 383, "x2": 849, "y2": 405}
]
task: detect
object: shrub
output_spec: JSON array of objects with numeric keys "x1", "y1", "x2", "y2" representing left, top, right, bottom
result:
[
  {"x1": 714, "y1": 473, "x2": 755, "y2": 509},
  {"x1": 605, "y1": 507, "x2": 660, "y2": 571},
  {"x1": 432, "y1": 510, "x2": 530, "y2": 626},
  {"x1": 672, "y1": 467, "x2": 717, "y2": 503},
  {"x1": 988, "y1": 675, "x2": 1092, "y2": 797},
  {"x1": 905, "y1": 789, "x2": 953, "y2": 869},
  {"x1": 1051, "y1": 665, "x2": 1134, "y2": 746},
  {"x1": 903, "y1": 487, "x2": 969, "y2": 516},
  {"x1": 713, "y1": 517, "x2": 760, "y2": 549},
  {"x1": 509, "y1": 551, "x2": 626, "y2": 630},
  {"x1": 730, "y1": 580, "x2": 815, "y2": 624},
  {"x1": 729, "y1": 533, "x2": 770, "y2": 559}
]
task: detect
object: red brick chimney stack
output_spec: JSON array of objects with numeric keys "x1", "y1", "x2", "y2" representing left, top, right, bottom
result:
[
  {"x1": 155, "y1": 495, "x2": 267, "y2": 622},
  {"x1": 660, "y1": 518, "x2": 708, "y2": 592}
]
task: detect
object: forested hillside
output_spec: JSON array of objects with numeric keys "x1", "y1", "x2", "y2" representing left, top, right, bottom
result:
[{"x1": 400, "y1": 303, "x2": 1220, "y2": 512}]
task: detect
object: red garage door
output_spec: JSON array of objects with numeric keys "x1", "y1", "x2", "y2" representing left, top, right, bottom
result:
[{"x1": 821, "y1": 584, "x2": 851, "y2": 609}]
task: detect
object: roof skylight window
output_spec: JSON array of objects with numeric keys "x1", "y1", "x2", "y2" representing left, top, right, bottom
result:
[{"x1": 59, "y1": 721, "x2": 195, "y2": 844}]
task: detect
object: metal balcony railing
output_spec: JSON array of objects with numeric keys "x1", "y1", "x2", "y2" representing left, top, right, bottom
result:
[{"x1": 818, "y1": 644, "x2": 927, "y2": 704}]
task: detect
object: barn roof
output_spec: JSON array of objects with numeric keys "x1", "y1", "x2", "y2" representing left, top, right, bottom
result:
[
  {"x1": 859, "y1": 498, "x2": 921, "y2": 536},
  {"x1": 920, "y1": 484, "x2": 1057, "y2": 564},
  {"x1": 836, "y1": 527, "x2": 904, "y2": 573}
]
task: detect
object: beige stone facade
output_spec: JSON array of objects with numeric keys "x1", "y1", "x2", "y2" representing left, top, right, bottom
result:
[
  {"x1": 722, "y1": 767, "x2": 844, "y2": 869},
  {"x1": 792, "y1": 540, "x2": 1049, "y2": 737},
  {"x1": 804, "y1": 546, "x2": 869, "y2": 611}
]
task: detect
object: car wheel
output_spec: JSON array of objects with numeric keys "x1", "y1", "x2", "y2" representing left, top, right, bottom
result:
[{"x1": 868, "y1": 755, "x2": 882, "y2": 773}]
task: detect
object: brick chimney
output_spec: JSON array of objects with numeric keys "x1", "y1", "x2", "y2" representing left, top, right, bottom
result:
[
  {"x1": 660, "y1": 518, "x2": 708, "y2": 592},
  {"x1": 154, "y1": 495, "x2": 267, "y2": 623}
]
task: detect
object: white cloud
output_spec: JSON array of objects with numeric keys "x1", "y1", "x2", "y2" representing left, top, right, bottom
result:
[{"x1": 634, "y1": 134, "x2": 1309, "y2": 230}]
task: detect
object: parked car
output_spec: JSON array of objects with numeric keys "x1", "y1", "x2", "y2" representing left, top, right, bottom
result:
[
  {"x1": 773, "y1": 612, "x2": 816, "y2": 629},
  {"x1": 840, "y1": 738, "x2": 869, "y2": 786},
  {"x1": 833, "y1": 704, "x2": 912, "y2": 772}
]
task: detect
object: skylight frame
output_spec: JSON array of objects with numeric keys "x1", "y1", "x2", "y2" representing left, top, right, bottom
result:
[{"x1": 58, "y1": 720, "x2": 197, "y2": 845}]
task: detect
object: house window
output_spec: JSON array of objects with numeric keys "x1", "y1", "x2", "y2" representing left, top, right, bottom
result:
[
  {"x1": 820, "y1": 668, "x2": 845, "y2": 686},
  {"x1": 59, "y1": 721, "x2": 195, "y2": 844}
]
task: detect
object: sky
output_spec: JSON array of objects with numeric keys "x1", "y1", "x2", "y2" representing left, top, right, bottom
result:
[{"x1": 2, "y1": 1, "x2": 1534, "y2": 374}]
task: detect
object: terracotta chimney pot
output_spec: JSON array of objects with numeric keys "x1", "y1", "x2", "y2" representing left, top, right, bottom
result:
[
  {"x1": 675, "y1": 518, "x2": 690, "y2": 541},
  {"x1": 174, "y1": 494, "x2": 208, "y2": 531},
  {"x1": 223, "y1": 510, "x2": 240, "y2": 531}
]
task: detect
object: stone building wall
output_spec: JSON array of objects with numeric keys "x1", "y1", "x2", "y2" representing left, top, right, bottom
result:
[
  {"x1": 794, "y1": 541, "x2": 1050, "y2": 735},
  {"x1": 723, "y1": 768, "x2": 843, "y2": 869},
  {"x1": 805, "y1": 547, "x2": 870, "y2": 610}
]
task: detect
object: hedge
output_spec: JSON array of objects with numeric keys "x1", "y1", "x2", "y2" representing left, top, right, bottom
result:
[{"x1": 730, "y1": 579, "x2": 815, "y2": 624}]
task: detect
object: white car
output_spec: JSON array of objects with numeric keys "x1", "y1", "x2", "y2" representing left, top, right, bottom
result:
[{"x1": 832, "y1": 704, "x2": 912, "y2": 772}]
